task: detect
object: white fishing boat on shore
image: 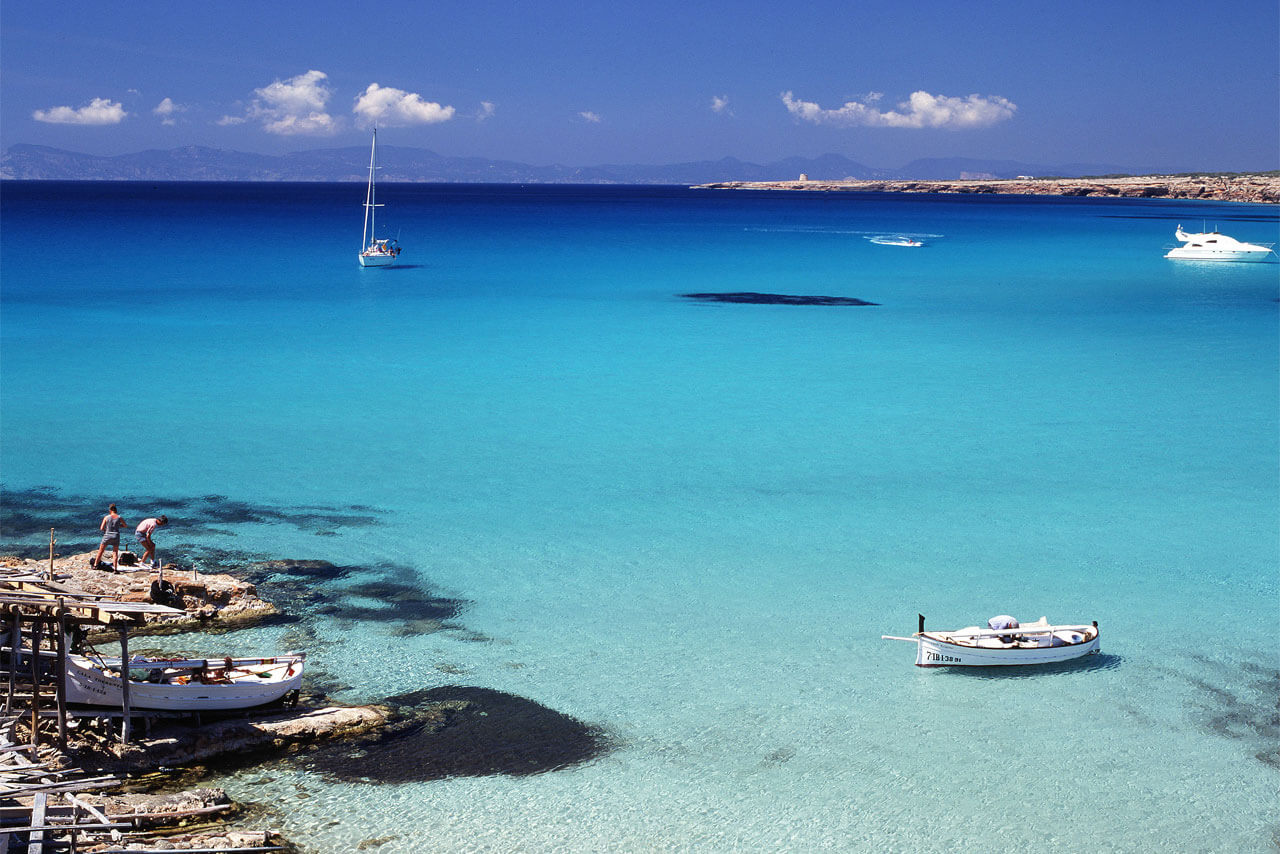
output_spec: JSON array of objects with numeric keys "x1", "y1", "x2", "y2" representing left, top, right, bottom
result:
[
  {"x1": 66, "y1": 653, "x2": 304, "y2": 711},
  {"x1": 1164, "y1": 225, "x2": 1275, "y2": 262},
  {"x1": 883, "y1": 615, "x2": 1100, "y2": 667},
  {"x1": 358, "y1": 128, "x2": 401, "y2": 267}
]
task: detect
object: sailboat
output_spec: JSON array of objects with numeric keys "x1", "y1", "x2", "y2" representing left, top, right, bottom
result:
[{"x1": 358, "y1": 128, "x2": 401, "y2": 267}]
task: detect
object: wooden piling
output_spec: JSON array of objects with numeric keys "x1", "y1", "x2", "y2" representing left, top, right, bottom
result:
[
  {"x1": 117, "y1": 626, "x2": 131, "y2": 745},
  {"x1": 5, "y1": 607, "x2": 19, "y2": 714},
  {"x1": 55, "y1": 608, "x2": 67, "y2": 748},
  {"x1": 29, "y1": 620, "x2": 43, "y2": 749}
]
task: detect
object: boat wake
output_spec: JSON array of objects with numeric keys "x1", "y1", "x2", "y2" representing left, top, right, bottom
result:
[
  {"x1": 742, "y1": 226, "x2": 944, "y2": 239},
  {"x1": 867, "y1": 235, "x2": 927, "y2": 247}
]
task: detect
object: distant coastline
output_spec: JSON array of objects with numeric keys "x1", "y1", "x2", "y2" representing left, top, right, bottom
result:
[{"x1": 694, "y1": 174, "x2": 1280, "y2": 205}]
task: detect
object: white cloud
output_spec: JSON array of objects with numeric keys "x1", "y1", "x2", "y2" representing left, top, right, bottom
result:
[
  {"x1": 781, "y1": 90, "x2": 1016, "y2": 129},
  {"x1": 153, "y1": 97, "x2": 184, "y2": 125},
  {"x1": 477, "y1": 101, "x2": 496, "y2": 121},
  {"x1": 247, "y1": 70, "x2": 338, "y2": 135},
  {"x1": 216, "y1": 115, "x2": 247, "y2": 126},
  {"x1": 32, "y1": 98, "x2": 127, "y2": 125},
  {"x1": 711, "y1": 95, "x2": 731, "y2": 115},
  {"x1": 353, "y1": 83, "x2": 454, "y2": 127},
  {"x1": 579, "y1": 110, "x2": 602, "y2": 123}
]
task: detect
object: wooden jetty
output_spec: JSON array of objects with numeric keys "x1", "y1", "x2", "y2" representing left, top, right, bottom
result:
[
  {"x1": 0, "y1": 565, "x2": 185, "y2": 748},
  {"x1": 0, "y1": 554, "x2": 293, "y2": 852}
]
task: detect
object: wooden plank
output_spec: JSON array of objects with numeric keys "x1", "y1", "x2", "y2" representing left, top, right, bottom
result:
[
  {"x1": 66, "y1": 792, "x2": 113, "y2": 829},
  {"x1": 26, "y1": 791, "x2": 45, "y2": 854},
  {"x1": 0, "y1": 777, "x2": 121, "y2": 796},
  {"x1": 12, "y1": 821, "x2": 123, "y2": 832},
  {"x1": 0, "y1": 589, "x2": 183, "y2": 614}
]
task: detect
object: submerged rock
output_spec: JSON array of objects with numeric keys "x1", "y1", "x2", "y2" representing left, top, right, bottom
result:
[
  {"x1": 682, "y1": 292, "x2": 877, "y2": 306},
  {"x1": 303, "y1": 686, "x2": 610, "y2": 783},
  {"x1": 99, "y1": 704, "x2": 390, "y2": 771},
  {"x1": 85, "y1": 786, "x2": 235, "y2": 827}
]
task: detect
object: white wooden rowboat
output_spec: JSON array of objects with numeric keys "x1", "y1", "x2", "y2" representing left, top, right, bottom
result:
[
  {"x1": 883, "y1": 615, "x2": 1100, "y2": 667},
  {"x1": 66, "y1": 653, "x2": 304, "y2": 711}
]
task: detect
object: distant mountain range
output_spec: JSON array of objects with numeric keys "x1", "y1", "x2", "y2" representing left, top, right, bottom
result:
[{"x1": 0, "y1": 144, "x2": 1135, "y2": 183}]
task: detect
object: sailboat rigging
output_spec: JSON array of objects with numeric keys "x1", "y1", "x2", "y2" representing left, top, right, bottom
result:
[{"x1": 358, "y1": 128, "x2": 402, "y2": 267}]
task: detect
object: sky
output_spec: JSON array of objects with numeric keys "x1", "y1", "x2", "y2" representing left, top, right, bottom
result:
[{"x1": 2, "y1": 0, "x2": 1277, "y2": 172}]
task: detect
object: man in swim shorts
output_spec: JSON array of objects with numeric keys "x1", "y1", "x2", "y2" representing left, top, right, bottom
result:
[{"x1": 135, "y1": 514, "x2": 168, "y2": 569}]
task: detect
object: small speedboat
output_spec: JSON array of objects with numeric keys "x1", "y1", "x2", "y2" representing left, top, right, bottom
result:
[
  {"x1": 869, "y1": 235, "x2": 923, "y2": 247},
  {"x1": 883, "y1": 615, "x2": 1100, "y2": 667},
  {"x1": 66, "y1": 653, "x2": 304, "y2": 711},
  {"x1": 1165, "y1": 225, "x2": 1275, "y2": 262}
]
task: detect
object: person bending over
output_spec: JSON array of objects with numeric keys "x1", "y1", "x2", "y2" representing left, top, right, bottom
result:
[{"x1": 134, "y1": 514, "x2": 168, "y2": 569}]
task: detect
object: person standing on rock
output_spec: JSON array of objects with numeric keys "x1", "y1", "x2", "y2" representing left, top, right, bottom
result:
[
  {"x1": 90, "y1": 504, "x2": 126, "y2": 571},
  {"x1": 134, "y1": 514, "x2": 168, "y2": 569}
]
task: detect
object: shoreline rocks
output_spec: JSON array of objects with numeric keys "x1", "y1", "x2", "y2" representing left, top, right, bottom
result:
[
  {"x1": 87, "y1": 703, "x2": 391, "y2": 772},
  {"x1": 1, "y1": 552, "x2": 278, "y2": 636},
  {"x1": 2, "y1": 542, "x2": 612, "y2": 849},
  {"x1": 694, "y1": 174, "x2": 1280, "y2": 204}
]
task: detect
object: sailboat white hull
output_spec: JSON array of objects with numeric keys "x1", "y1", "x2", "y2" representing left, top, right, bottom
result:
[{"x1": 358, "y1": 251, "x2": 396, "y2": 267}]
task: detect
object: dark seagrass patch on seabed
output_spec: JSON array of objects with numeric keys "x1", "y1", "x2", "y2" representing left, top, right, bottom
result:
[
  {"x1": 242, "y1": 560, "x2": 471, "y2": 633},
  {"x1": 681, "y1": 292, "x2": 878, "y2": 306},
  {"x1": 0, "y1": 486, "x2": 381, "y2": 557},
  {"x1": 1160, "y1": 652, "x2": 1280, "y2": 770},
  {"x1": 301, "y1": 686, "x2": 612, "y2": 783}
]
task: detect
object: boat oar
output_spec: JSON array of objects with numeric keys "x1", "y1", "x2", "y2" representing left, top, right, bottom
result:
[{"x1": 881, "y1": 614, "x2": 925, "y2": 643}]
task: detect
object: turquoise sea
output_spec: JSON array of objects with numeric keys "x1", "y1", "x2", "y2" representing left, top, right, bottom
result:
[{"x1": 1, "y1": 182, "x2": 1277, "y2": 852}]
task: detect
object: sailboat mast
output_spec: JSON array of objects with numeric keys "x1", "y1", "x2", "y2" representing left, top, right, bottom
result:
[{"x1": 361, "y1": 128, "x2": 377, "y2": 250}]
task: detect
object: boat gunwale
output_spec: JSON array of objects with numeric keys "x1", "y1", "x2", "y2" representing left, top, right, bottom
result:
[
  {"x1": 65, "y1": 654, "x2": 304, "y2": 709},
  {"x1": 919, "y1": 625, "x2": 1100, "y2": 651}
]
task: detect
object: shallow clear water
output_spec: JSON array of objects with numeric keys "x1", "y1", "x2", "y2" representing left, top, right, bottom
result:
[{"x1": 2, "y1": 182, "x2": 1278, "y2": 852}]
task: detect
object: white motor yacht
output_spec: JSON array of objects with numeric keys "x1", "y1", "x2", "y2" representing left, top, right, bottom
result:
[{"x1": 1165, "y1": 225, "x2": 1275, "y2": 262}]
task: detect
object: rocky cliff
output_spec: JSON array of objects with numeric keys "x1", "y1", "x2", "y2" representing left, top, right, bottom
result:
[{"x1": 695, "y1": 174, "x2": 1280, "y2": 204}]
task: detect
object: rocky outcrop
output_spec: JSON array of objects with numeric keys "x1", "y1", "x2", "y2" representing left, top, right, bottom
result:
[
  {"x1": 695, "y1": 174, "x2": 1280, "y2": 204},
  {"x1": 105, "y1": 704, "x2": 390, "y2": 770},
  {"x1": 1, "y1": 552, "x2": 277, "y2": 635}
]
